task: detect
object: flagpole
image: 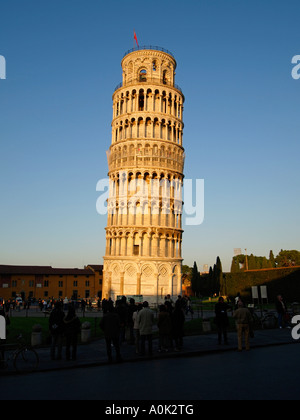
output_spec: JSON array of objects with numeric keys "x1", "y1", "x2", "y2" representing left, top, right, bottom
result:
[{"x1": 133, "y1": 30, "x2": 139, "y2": 50}]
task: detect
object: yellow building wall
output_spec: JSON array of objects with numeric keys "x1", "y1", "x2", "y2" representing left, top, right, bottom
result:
[{"x1": 0, "y1": 273, "x2": 103, "y2": 301}]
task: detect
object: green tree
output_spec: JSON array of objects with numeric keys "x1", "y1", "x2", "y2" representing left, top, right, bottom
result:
[
  {"x1": 230, "y1": 257, "x2": 240, "y2": 273},
  {"x1": 248, "y1": 254, "x2": 256, "y2": 270},
  {"x1": 191, "y1": 262, "x2": 200, "y2": 296},
  {"x1": 210, "y1": 257, "x2": 223, "y2": 296},
  {"x1": 276, "y1": 250, "x2": 300, "y2": 267},
  {"x1": 182, "y1": 265, "x2": 192, "y2": 278},
  {"x1": 269, "y1": 250, "x2": 276, "y2": 268},
  {"x1": 215, "y1": 256, "x2": 223, "y2": 295}
]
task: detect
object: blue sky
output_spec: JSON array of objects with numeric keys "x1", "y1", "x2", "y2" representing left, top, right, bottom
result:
[{"x1": 0, "y1": 0, "x2": 299, "y2": 272}]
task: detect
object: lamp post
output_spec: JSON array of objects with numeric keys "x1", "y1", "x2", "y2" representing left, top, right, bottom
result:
[{"x1": 245, "y1": 249, "x2": 249, "y2": 271}]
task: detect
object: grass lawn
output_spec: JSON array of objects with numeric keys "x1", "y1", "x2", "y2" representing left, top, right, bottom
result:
[
  {"x1": 4, "y1": 314, "x2": 241, "y2": 347},
  {"x1": 5, "y1": 317, "x2": 104, "y2": 346},
  {"x1": 183, "y1": 316, "x2": 237, "y2": 335}
]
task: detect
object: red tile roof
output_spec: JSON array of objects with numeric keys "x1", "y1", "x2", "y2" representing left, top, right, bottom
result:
[{"x1": 0, "y1": 265, "x2": 94, "y2": 276}]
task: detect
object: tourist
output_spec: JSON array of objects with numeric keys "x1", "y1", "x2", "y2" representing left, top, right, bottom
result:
[
  {"x1": 215, "y1": 297, "x2": 231, "y2": 345},
  {"x1": 81, "y1": 299, "x2": 87, "y2": 314},
  {"x1": 100, "y1": 302, "x2": 122, "y2": 364},
  {"x1": 127, "y1": 298, "x2": 137, "y2": 345},
  {"x1": 63, "y1": 304, "x2": 81, "y2": 361},
  {"x1": 137, "y1": 301, "x2": 154, "y2": 356},
  {"x1": 171, "y1": 300, "x2": 185, "y2": 351},
  {"x1": 234, "y1": 293, "x2": 243, "y2": 309},
  {"x1": 63, "y1": 297, "x2": 69, "y2": 311},
  {"x1": 185, "y1": 297, "x2": 194, "y2": 318},
  {"x1": 165, "y1": 294, "x2": 174, "y2": 307},
  {"x1": 233, "y1": 301, "x2": 252, "y2": 351},
  {"x1": 275, "y1": 295, "x2": 291, "y2": 329},
  {"x1": 132, "y1": 304, "x2": 143, "y2": 354},
  {"x1": 157, "y1": 304, "x2": 172, "y2": 352},
  {"x1": 116, "y1": 297, "x2": 128, "y2": 345},
  {"x1": 49, "y1": 301, "x2": 65, "y2": 360}
]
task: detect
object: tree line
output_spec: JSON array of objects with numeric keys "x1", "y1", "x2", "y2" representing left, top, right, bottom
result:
[
  {"x1": 230, "y1": 250, "x2": 300, "y2": 273},
  {"x1": 183, "y1": 257, "x2": 223, "y2": 298},
  {"x1": 184, "y1": 250, "x2": 300, "y2": 298}
]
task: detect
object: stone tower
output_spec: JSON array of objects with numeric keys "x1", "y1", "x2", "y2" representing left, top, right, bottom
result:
[{"x1": 102, "y1": 46, "x2": 185, "y2": 304}]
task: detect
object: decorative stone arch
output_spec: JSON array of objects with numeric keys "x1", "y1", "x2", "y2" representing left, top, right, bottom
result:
[
  {"x1": 123, "y1": 262, "x2": 139, "y2": 296},
  {"x1": 145, "y1": 117, "x2": 152, "y2": 138},
  {"x1": 146, "y1": 88, "x2": 152, "y2": 111},
  {"x1": 162, "y1": 68, "x2": 171, "y2": 85},
  {"x1": 126, "y1": 61, "x2": 134, "y2": 83},
  {"x1": 110, "y1": 262, "x2": 122, "y2": 300},
  {"x1": 140, "y1": 262, "x2": 156, "y2": 298},
  {"x1": 158, "y1": 263, "x2": 172, "y2": 300},
  {"x1": 138, "y1": 68, "x2": 147, "y2": 82},
  {"x1": 171, "y1": 263, "x2": 182, "y2": 297}
]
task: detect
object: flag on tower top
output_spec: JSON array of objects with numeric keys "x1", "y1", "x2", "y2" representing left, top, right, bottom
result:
[{"x1": 134, "y1": 30, "x2": 139, "y2": 48}]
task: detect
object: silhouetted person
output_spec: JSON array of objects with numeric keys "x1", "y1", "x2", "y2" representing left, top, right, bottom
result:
[
  {"x1": 127, "y1": 298, "x2": 137, "y2": 344},
  {"x1": 100, "y1": 302, "x2": 122, "y2": 363},
  {"x1": 276, "y1": 295, "x2": 290, "y2": 329},
  {"x1": 49, "y1": 301, "x2": 65, "y2": 360},
  {"x1": 132, "y1": 304, "x2": 143, "y2": 354},
  {"x1": 116, "y1": 297, "x2": 128, "y2": 345},
  {"x1": 215, "y1": 297, "x2": 231, "y2": 345},
  {"x1": 102, "y1": 298, "x2": 108, "y2": 314},
  {"x1": 171, "y1": 300, "x2": 185, "y2": 351},
  {"x1": 64, "y1": 305, "x2": 81, "y2": 361},
  {"x1": 81, "y1": 299, "x2": 87, "y2": 314},
  {"x1": 157, "y1": 304, "x2": 172, "y2": 352}
]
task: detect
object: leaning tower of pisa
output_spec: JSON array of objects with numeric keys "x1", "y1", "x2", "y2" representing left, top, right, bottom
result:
[{"x1": 102, "y1": 46, "x2": 185, "y2": 304}]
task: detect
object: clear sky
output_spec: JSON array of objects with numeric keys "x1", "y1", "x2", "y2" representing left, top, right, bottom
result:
[{"x1": 0, "y1": 0, "x2": 299, "y2": 272}]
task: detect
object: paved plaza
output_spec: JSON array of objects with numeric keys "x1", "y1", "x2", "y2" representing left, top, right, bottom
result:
[{"x1": 1, "y1": 321, "x2": 297, "y2": 375}]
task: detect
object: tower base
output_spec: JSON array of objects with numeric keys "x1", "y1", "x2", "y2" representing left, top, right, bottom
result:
[{"x1": 102, "y1": 258, "x2": 182, "y2": 306}]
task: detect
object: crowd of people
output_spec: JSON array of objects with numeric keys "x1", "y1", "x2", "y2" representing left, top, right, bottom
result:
[
  {"x1": 46, "y1": 294, "x2": 193, "y2": 363},
  {"x1": 1, "y1": 292, "x2": 294, "y2": 365},
  {"x1": 99, "y1": 295, "x2": 187, "y2": 364},
  {"x1": 47, "y1": 293, "x2": 259, "y2": 363},
  {"x1": 48, "y1": 301, "x2": 81, "y2": 361}
]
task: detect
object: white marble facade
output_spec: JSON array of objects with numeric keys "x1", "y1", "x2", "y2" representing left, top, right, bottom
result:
[{"x1": 102, "y1": 47, "x2": 185, "y2": 304}]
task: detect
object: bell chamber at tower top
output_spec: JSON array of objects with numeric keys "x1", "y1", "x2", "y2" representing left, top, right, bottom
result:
[
  {"x1": 111, "y1": 47, "x2": 185, "y2": 153},
  {"x1": 113, "y1": 46, "x2": 184, "y2": 96}
]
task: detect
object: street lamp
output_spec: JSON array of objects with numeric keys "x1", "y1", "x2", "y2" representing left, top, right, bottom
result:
[{"x1": 245, "y1": 249, "x2": 249, "y2": 271}]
